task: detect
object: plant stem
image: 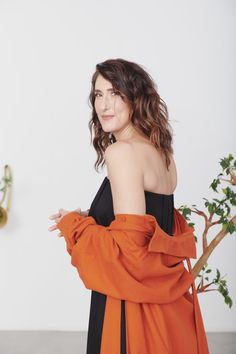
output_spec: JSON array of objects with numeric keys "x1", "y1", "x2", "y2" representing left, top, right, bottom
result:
[{"x1": 192, "y1": 215, "x2": 236, "y2": 279}]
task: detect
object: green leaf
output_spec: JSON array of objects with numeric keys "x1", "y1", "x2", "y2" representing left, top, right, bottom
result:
[
  {"x1": 227, "y1": 221, "x2": 236, "y2": 234},
  {"x1": 215, "y1": 208, "x2": 224, "y2": 216},
  {"x1": 230, "y1": 197, "x2": 236, "y2": 206},
  {"x1": 208, "y1": 203, "x2": 216, "y2": 214},
  {"x1": 227, "y1": 153, "x2": 234, "y2": 161},
  {"x1": 212, "y1": 198, "x2": 221, "y2": 203},
  {"x1": 225, "y1": 296, "x2": 233, "y2": 308},
  {"x1": 224, "y1": 203, "x2": 231, "y2": 216},
  {"x1": 210, "y1": 178, "x2": 221, "y2": 192},
  {"x1": 220, "y1": 157, "x2": 230, "y2": 170},
  {"x1": 222, "y1": 222, "x2": 228, "y2": 231}
]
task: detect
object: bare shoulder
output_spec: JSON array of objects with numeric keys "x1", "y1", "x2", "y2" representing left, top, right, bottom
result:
[
  {"x1": 104, "y1": 140, "x2": 130, "y2": 157},
  {"x1": 104, "y1": 141, "x2": 142, "y2": 186},
  {"x1": 105, "y1": 141, "x2": 136, "y2": 165},
  {"x1": 104, "y1": 141, "x2": 146, "y2": 215}
]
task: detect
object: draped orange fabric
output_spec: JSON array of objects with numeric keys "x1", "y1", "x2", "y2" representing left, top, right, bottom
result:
[{"x1": 57, "y1": 208, "x2": 209, "y2": 354}]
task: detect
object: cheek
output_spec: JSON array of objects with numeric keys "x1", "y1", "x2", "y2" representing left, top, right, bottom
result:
[
  {"x1": 121, "y1": 106, "x2": 131, "y2": 120},
  {"x1": 94, "y1": 102, "x2": 102, "y2": 116},
  {"x1": 115, "y1": 101, "x2": 130, "y2": 115}
]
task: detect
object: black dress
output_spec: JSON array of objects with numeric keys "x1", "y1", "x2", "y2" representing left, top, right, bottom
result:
[{"x1": 86, "y1": 176, "x2": 174, "y2": 354}]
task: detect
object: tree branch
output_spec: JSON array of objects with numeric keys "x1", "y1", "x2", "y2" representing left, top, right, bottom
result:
[{"x1": 191, "y1": 214, "x2": 236, "y2": 279}]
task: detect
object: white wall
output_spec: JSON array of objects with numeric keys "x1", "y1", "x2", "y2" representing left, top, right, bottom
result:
[{"x1": 0, "y1": 0, "x2": 235, "y2": 331}]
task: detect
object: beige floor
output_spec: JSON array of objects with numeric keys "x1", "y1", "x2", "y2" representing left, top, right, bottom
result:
[{"x1": 0, "y1": 331, "x2": 235, "y2": 354}]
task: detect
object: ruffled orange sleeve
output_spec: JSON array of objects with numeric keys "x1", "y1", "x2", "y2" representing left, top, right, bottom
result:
[
  {"x1": 57, "y1": 211, "x2": 210, "y2": 354},
  {"x1": 57, "y1": 210, "x2": 196, "y2": 304}
]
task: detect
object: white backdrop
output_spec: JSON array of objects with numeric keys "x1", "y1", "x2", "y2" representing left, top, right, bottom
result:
[{"x1": 0, "y1": 0, "x2": 235, "y2": 332}]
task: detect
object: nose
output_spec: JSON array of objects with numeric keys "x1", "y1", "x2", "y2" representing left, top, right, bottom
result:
[{"x1": 99, "y1": 94, "x2": 112, "y2": 111}]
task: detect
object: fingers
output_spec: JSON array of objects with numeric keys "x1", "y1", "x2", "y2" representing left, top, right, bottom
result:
[
  {"x1": 48, "y1": 224, "x2": 57, "y2": 231},
  {"x1": 48, "y1": 210, "x2": 64, "y2": 233},
  {"x1": 80, "y1": 210, "x2": 87, "y2": 216},
  {"x1": 49, "y1": 212, "x2": 61, "y2": 220},
  {"x1": 59, "y1": 208, "x2": 69, "y2": 215},
  {"x1": 48, "y1": 207, "x2": 82, "y2": 237},
  {"x1": 49, "y1": 209, "x2": 68, "y2": 220},
  {"x1": 48, "y1": 223, "x2": 63, "y2": 238}
]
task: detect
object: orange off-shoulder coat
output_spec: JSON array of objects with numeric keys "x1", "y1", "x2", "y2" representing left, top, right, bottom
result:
[{"x1": 57, "y1": 208, "x2": 209, "y2": 354}]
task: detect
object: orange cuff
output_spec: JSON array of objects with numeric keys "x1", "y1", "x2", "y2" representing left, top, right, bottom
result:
[
  {"x1": 57, "y1": 211, "x2": 84, "y2": 236},
  {"x1": 57, "y1": 212, "x2": 91, "y2": 254}
]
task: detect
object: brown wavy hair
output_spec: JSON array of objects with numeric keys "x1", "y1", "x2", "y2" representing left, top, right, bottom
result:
[{"x1": 88, "y1": 58, "x2": 173, "y2": 171}]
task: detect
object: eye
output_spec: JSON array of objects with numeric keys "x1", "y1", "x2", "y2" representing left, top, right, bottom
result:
[
  {"x1": 94, "y1": 90, "x2": 122, "y2": 98},
  {"x1": 111, "y1": 90, "x2": 121, "y2": 96}
]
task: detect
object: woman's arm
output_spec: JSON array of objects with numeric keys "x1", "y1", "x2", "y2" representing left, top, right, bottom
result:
[
  {"x1": 104, "y1": 142, "x2": 146, "y2": 215},
  {"x1": 57, "y1": 210, "x2": 196, "y2": 304},
  {"x1": 56, "y1": 143, "x2": 196, "y2": 303}
]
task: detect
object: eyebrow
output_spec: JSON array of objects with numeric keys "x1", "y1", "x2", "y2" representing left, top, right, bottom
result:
[{"x1": 94, "y1": 88, "x2": 115, "y2": 93}]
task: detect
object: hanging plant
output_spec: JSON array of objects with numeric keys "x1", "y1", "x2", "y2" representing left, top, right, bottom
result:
[{"x1": 0, "y1": 165, "x2": 13, "y2": 229}]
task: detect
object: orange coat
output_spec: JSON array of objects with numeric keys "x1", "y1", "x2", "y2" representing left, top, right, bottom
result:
[{"x1": 57, "y1": 208, "x2": 209, "y2": 354}]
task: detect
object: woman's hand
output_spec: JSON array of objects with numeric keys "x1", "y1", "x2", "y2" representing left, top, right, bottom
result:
[{"x1": 48, "y1": 207, "x2": 82, "y2": 237}]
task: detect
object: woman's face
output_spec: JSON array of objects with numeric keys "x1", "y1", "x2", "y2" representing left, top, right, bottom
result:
[{"x1": 94, "y1": 74, "x2": 132, "y2": 134}]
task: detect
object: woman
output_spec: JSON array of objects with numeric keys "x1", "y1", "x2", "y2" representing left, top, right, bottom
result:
[{"x1": 49, "y1": 58, "x2": 209, "y2": 354}]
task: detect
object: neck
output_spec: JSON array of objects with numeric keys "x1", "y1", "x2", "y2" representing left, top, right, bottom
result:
[{"x1": 112, "y1": 123, "x2": 144, "y2": 142}]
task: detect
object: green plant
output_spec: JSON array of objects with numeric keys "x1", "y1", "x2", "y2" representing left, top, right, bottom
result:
[{"x1": 179, "y1": 154, "x2": 236, "y2": 308}]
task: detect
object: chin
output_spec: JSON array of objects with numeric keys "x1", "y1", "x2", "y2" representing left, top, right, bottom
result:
[{"x1": 100, "y1": 125, "x2": 111, "y2": 133}]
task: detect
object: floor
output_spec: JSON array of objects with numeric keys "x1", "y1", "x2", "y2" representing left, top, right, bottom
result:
[{"x1": 0, "y1": 331, "x2": 235, "y2": 354}]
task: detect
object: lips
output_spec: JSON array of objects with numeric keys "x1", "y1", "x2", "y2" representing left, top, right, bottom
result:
[{"x1": 101, "y1": 115, "x2": 114, "y2": 121}]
